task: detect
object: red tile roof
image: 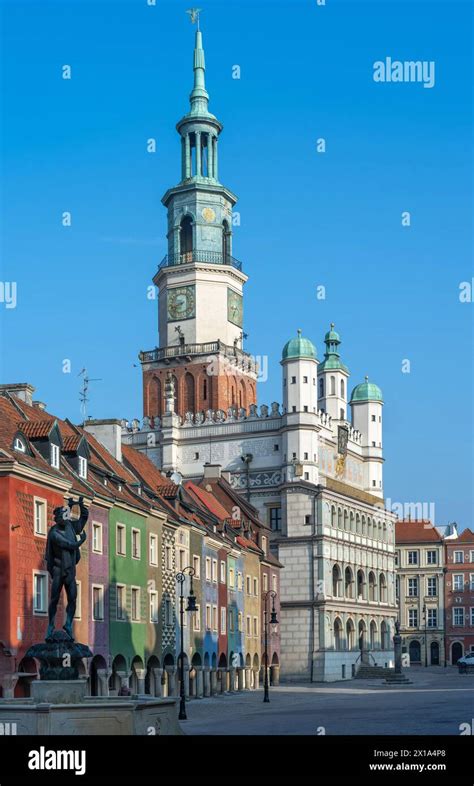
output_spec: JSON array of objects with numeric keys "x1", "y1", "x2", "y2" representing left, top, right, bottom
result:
[
  {"x1": 455, "y1": 528, "x2": 474, "y2": 543},
  {"x1": 185, "y1": 481, "x2": 231, "y2": 521},
  {"x1": 62, "y1": 435, "x2": 82, "y2": 452},
  {"x1": 18, "y1": 419, "x2": 55, "y2": 439},
  {"x1": 395, "y1": 520, "x2": 443, "y2": 543}
]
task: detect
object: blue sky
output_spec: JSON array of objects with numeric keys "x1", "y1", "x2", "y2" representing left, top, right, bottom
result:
[{"x1": 0, "y1": 0, "x2": 472, "y2": 528}]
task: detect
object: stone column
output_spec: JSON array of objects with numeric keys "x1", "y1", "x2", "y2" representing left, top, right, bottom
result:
[
  {"x1": 237, "y1": 668, "x2": 244, "y2": 691},
  {"x1": 181, "y1": 136, "x2": 186, "y2": 180},
  {"x1": 207, "y1": 132, "x2": 213, "y2": 178},
  {"x1": 196, "y1": 668, "x2": 204, "y2": 698},
  {"x1": 184, "y1": 667, "x2": 190, "y2": 698},
  {"x1": 210, "y1": 669, "x2": 217, "y2": 695},
  {"x1": 185, "y1": 134, "x2": 191, "y2": 178},
  {"x1": 254, "y1": 669, "x2": 260, "y2": 690},
  {"x1": 195, "y1": 131, "x2": 202, "y2": 177},
  {"x1": 244, "y1": 668, "x2": 251, "y2": 690},
  {"x1": 96, "y1": 669, "x2": 110, "y2": 697},
  {"x1": 136, "y1": 669, "x2": 146, "y2": 695},
  {"x1": 214, "y1": 137, "x2": 218, "y2": 181},
  {"x1": 118, "y1": 671, "x2": 130, "y2": 693},
  {"x1": 152, "y1": 668, "x2": 163, "y2": 697},
  {"x1": 219, "y1": 669, "x2": 226, "y2": 693},
  {"x1": 227, "y1": 669, "x2": 234, "y2": 692},
  {"x1": 203, "y1": 668, "x2": 211, "y2": 697}
]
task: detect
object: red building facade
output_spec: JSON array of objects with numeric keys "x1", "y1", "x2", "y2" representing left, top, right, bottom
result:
[{"x1": 445, "y1": 528, "x2": 474, "y2": 664}]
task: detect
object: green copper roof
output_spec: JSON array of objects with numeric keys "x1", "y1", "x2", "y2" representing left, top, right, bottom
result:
[
  {"x1": 350, "y1": 377, "x2": 384, "y2": 403},
  {"x1": 318, "y1": 323, "x2": 349, "y2": 373},
  {"x1": 282, "y1": 329, "x2": 317, "y2": 361}
]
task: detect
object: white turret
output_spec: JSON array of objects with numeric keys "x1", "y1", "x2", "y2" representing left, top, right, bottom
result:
[
  {"x1": 317, "y1": 324, "x2": 350, "y2": 422},
  {"x1": 350, "y1": 376, "x2": 384, "y2": 497},
  {"x1": 281, "y1": 330, "x2": 319, "y2": 485}
]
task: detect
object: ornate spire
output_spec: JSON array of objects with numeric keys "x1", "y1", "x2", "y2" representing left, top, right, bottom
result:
[{"x1": 187, "y1": 11, "x2": 210, "y2": 116}]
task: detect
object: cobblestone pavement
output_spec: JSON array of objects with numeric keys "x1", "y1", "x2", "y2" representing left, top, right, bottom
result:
[{"x1": 179, "y1": 668, "x2": 473, "y2": 735}]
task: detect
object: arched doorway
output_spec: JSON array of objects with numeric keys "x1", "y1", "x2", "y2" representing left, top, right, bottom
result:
[
  {"x1": 130, "y1": 656, "x2": 144, "y2": 694},
  {"x1": 357, "y1": 569, "x2": 365, "y2": 600},
  {"x1": 346, "y1": 619, "x2": 355, "y2": 650},
  {"x1": 344, "y1": 567, "x2": 354, "y2": 598},
  {"x1": 369, "y1": 620, "x2": 377, "y2": 650},
  {"x1": 15, "y1": 657, "x2": 38, "y2": 698},
  {"x1": 145, "y1": 656, "x2": 161, "y2": 696},
  {"x1": 90, "y1": 654, "x2": 107, "y2": 697},
  {"x1": 163, "y1": 653, "x2": 175, "y2": 697},
  {"x1": 451, "y1": 642, "x2": 463, "y2": 664},
  {"x1": 332, "y1": 564, "x2": 342, "y2": 596},
  {"x1": 358, "y1": 620, "x2": 367, "y2": 651},
  {"x1": 109, "y1": 654, "x2": 127, "y2": 694},
  {"x1": 381, "y1": 621, "x2": 389, "y2": 650},
  {"x1": 334, "y1": 618, "x2": 343, "y2": 651},
  {"x1": 430, "y1": 641, "x2": 440, "y2": 666},
  {"x1": 409, "y1": 640, "x2": 421, "y2": 664}
]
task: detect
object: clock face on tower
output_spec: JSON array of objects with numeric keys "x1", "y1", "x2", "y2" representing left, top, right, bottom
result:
[
  {"x1": 227, "y1": 288, "x2": 243, "y2": 328},
  {"x1": 167, "y1": 285, "x2": 196, "y2": 321}
]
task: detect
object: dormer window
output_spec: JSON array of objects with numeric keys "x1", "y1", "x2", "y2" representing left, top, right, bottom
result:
[
  {"x1": 51, "y1": 443, "x2": 60, "y2": 469},
  {"x1": 13, "y1": 436, "x2": 26, "y2": 452},
  {"x1": 78, "y1": 456, "x2": 87, "y2": 479}
]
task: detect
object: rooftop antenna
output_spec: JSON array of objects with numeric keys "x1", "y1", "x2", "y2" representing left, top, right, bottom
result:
[{"x1": 78, "y1": 368, "x2": 102, "y2": 424}]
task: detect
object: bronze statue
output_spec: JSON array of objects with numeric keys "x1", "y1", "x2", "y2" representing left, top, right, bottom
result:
[{"x1": 45, "y1": 496, "x2": 88, "y2": 641}]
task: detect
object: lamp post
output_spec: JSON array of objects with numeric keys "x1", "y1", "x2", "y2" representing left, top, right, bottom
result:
[
  {"x1": 263, "y1": 590, "x2": 278, "y2": 703},
  {"x1": 176, "y1": 566, "x2": 197, "y2": 720},
  {"x1": 423, "y1": 603, "x2": 428, "y2": 667},
  {"x1": 442, "y1": 567, "x2": 448, "y2": 667}
]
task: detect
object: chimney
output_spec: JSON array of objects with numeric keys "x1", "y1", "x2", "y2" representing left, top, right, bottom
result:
[
  {"x1": 33, "y1": 401, "x2": 47, "y2": 411},
  {"x1": 203, "y1": 463, "x2": 222, "y2": 479},
  {"x1": 0, "y1": 383, "x2": 35, "y2": 406},
  {"x1": 84, "y1": 418, "x2": 122, "y2": 462}
]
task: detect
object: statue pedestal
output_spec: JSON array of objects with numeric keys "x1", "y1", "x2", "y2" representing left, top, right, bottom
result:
[{"x1": 25, "y1": 631, "x2": 93, "y2": 681}]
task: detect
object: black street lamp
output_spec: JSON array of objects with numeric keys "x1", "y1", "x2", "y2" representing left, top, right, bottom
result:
[
  {"x1": 176, "y1": 566, "x2": 197, "y2": 720},
  {"x1": 263, "y1": 590, "x2": 278, "y2": 703}
]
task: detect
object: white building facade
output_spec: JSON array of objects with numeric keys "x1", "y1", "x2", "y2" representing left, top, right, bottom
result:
[{"x1": 123, "y1": 24, "x2": 397, "y2": 682}]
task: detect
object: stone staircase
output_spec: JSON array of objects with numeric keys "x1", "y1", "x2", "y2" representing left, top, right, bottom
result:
[{"x1": 355, "y1": 665, "x2": 394, "y2": 679}]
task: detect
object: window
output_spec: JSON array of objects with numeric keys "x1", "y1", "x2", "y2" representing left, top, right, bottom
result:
[
  {"x1": 237, "y1": 571, "x2": 243, "y2": 591},
  {"x1": 453, "y1": 608, "x2": 465, "y2": 626},
  {"x1": 229, "y1": 609, "x2": 234, "y2": 631},
  {"x1": 291, "y1": 376, "x2": 296, "y2": 384},
  {"x1": 193, "y1": 604, "x2": 201, "y2": 632},
  {"x1": 253, "y1": 616, "x2": 258, "y2": 637},
  {"x1": 273, "y1": 444, "x2": 279, "y2": 451},
  {"x1": 131, "y1": 530, "x2": 140, "y2": 559},
  {"x1": 212, "y1": 605, "x2": 218, "y2": 631},
  {"x1": 165, "y1": 545, "x2": 172, "y2": 570},
  {"x1": 131, "y1": 587, "x2": 140, "y2": 621},
  {"x1": 205, "y1": 604, "x2": 211, "y2": 630},
  {"x1": 470, "y1": 573, "x2": 474, "y2": 591},
  {"x1": 92, "y1": 522, "x2": 103, "y2": 554},
  {"x1": 51, "y1": 443, "x2": 60, "y2": 469},
  {"x1": 14, "y1": 436, "x2": 26, "y2": 452},
  {"x1": 371, "y1": 415, "x2": 376, "y2": 422},
  {"x1": 253, "y1": 577, "x2": 258, "y2": 596},
  {"x1": 408, "y1": 578, "x2": 418, "y2": 597},
  {"x1": 246, "y1": 575, "x2": 251, "y2": 594},
  {"x1": 319, "y1": 378, "x2": 324, "y2": 397},
  {"x1": 229, "y1": 567, "x2": 235, "y2": 588},
  {"x1": 471, "y1": 607, "x2": 474, "y2": 626},
  {"x1": 330, "y1": 376, "x2": 335, "y2": 395},
  {"x1": 408, "y1": 609, "x2": 418, "y2": 627},
  {"x1": 92, "y1": 585, "x2": 104, "y2": 621},
  {"x1": 263, "y1": 573, "x2": 268, "y2": 592},
  {"x1": 212, "y1": 559, "x2": 218, "y2": 583},
  {"x1": 205, "y1": 557, "x2": 211, "y2": 581},
  {"x1": 453, "y1": 574, "x2": 464, "y2": 591},
  {"x1": 33, "y1": 572, "x2": 47, "y2": 614},
  {"x1": 165, "y1": 598, "x2": 173, "y2": 626},
  {"x1": 272, "y1": 574, "x2": 277, "y2": 592},
  {"x1": 116, "y1": 584, "x2": 126, "y2": 620},
  {"x1": 78, "y1": 456, "x2": 87, "y2": 479},
  {"x1": 304, "y1": 452, "x2": 308, "y2": 460},
  {"x1": 74, "y1": 580, "x2": 82, "y2": 619},
  {"x1": 304, "y1": 406, "x2": 308, "y2": 413},
  {"x1": 408, "y1": 551, "x2": 418, "y2": 565},
  {"x1": 116, "y1": 524, "x2": 126, "y2": 556},
  {"x1": 149, "y1": 590, "x2": 159, "y2": 623},
  {"x1": 194, "y1": 452, "x2": 199, "y2": 460},
  {"x1": 303, "y1": 376, "x2": 308, "y2": 383},
  {"x1": 192, "y1": 555, "x2": 200, "y2": 578},
  {"x1": 305, "y1": 514, "x2": 311, "y2": 525},
  {"x1": 470, "y1": 551, "x2": 474, "y2": 564},
  {"x1": 238, "y1": 611, "x2": 243, "y2": 631},
  {"x1": 427, "y1": 608, "x2": 437, "y2": 628},
  {"x1": 394, "y1": 552, "x2": 399, "y2": 567},
  {"x1": 246, "y1": 615, "x2": 251, "y2": 635},
  {"x1": 269, "y1": 507, "x2": 281, "y2": 532},
  {"x1": 177, "y1": 548, "x2": 186, "y2": 571},
  {"x1": 220, "y1": 607, "x2": 226, "y2": 634},
  {"x1": 427, "y1": 577, "x2": 437, "y2": 597},
  {"x1": 292, "y1": 406, "x2": 296, "y2": 413},
  {"x1": 426, "y1": 550, "x2": 437, "y2": 565},
  {"x1": 34, "y1": 498, "x2": 47, "y2": 536},
  {"x1": 454, "y1": 551, "x2": 464, "y2": 564},
  {"x1": 149, "y1": 534, "x2": 158, "y2": 566}
]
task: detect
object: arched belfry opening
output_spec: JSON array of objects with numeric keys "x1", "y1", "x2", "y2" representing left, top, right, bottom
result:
[{"x1": 180, "y1": 216, "x2": 193, "y2": 262}]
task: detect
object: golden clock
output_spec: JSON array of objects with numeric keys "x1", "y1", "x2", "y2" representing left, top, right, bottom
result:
[
  {"x1": 167, "y1": 286, "x2": 196, "y2": 321},
  {"x1": 202, "y1": 207, "x2": 216, "y2": 223}
]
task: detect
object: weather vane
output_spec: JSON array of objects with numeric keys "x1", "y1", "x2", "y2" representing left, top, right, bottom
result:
[{"x1": 186, "y1": 8, "x2": 202, "y2": 29}]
